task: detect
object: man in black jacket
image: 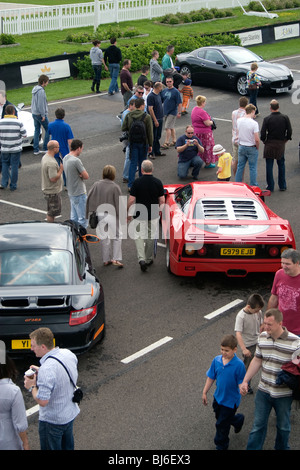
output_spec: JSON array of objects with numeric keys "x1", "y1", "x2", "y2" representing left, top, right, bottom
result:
[
  {"x1": 260, "y1": 99, "x2": 292, "y2": 192},
  {"x1": 104, "y1": 37, "x2": 122, "y2": 96},
  {"x1": 127, "y1": 160, "x2": 164, "y2": 272}
]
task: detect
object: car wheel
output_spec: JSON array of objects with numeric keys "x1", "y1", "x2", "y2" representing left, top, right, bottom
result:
[
  {"x1": 180, "y1": 65, "x2": 192, "y2": 76},
  {"x1": 236, "y1": 75, "x2": 247, "y2": 95}
]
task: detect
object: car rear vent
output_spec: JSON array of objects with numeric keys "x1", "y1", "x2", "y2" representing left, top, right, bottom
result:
[
  {"x1": 231, "y1": 200, "x2": 258, "y2": 219},
  {"x1": 202, "y1": 200, "x2": 228, "y2": 218},
  {"x1": 1, "y1": 299, "x2": 29, "y2": 307},
  {"x1": 37, "y1": 297, "x2": 65, "y2": 307}
]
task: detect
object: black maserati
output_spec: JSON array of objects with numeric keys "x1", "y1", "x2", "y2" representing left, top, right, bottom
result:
[{"x1": 176, "y1": 45, "x2": 294, "y2": 95}]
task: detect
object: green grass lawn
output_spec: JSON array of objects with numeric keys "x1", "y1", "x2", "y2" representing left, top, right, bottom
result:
[{"x1": 3, "y1": 4, "x2": 300, "y2": 104}]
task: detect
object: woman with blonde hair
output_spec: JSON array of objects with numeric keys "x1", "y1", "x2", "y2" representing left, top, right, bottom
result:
[
  {"x1": 86, "y1": 165, "x2": 124, "y2": 267},
  {"x1": 191, "y1": 95, "x2": 217, "y2": 168}
]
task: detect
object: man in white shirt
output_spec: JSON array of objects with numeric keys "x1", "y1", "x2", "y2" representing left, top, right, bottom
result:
[
  {"x1": 231, "y1": 96, "x2": 248, "y2": 176},
  {"x1": 235, "y1": 104, "x2": 260, "y2": 186}
]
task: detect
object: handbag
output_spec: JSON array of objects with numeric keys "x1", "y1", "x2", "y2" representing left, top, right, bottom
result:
[
  {"x1": 89, "y1": 211, "x2": 98, "y2": 229},
  {"x1": 46, "y1": 356, "x2": 83, "y2": 404},
  {"x1": 211, "y1": 118, "x2": 217, "y2": 130}
]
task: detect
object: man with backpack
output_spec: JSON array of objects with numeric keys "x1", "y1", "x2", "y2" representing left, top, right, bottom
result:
[{"x1": 121, "y1": 97, "x2": 153, "y2": 191}]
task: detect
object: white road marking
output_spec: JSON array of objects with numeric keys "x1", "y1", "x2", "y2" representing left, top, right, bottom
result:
[
  {"x1": 0, "y1": 199, "x2": 46, "y2": 214},
  {"x1": 0, "y1": 199, "x2": 61, "y2": 218},
  {"x1": 204, "y1": 299, "x2": 244, "y2": 320},
  {"x1": 121, "y1": 336, "x2": 173, "y2": 364},
  {"x1": 26, "y1": 404, "x2": 39, "y2": 417}
]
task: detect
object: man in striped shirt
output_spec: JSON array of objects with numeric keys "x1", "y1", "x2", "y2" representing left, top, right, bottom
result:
[
  {"x1": 24, "y1": 327, "x2": 80, "y2": 450},
  {"x1": 0, "y1": 105, "x2": 26, "y2": 191},
  {"x1": 240, "y1": 308, "x2": 300, "y2": 450}
]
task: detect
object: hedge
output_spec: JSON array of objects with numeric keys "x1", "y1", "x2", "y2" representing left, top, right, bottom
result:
[{"x1": 74, "y1": 32, "x2": 240, "y2": 79}]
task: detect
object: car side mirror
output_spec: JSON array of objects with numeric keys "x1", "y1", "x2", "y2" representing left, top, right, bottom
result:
[{"x1": 216, "y1": 61, "x2": 226, "y2": 68}]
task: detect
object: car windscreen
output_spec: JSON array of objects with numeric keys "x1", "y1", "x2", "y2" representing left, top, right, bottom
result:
[
  {"x1": 224, "y1": 49, "x2": 263, "y2": 65},
  {"x1": 0, "y1": 249, "x2": 71, "y2": 286}
]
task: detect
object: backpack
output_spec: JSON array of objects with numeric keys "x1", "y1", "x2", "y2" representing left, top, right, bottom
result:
[{"x1": 129, "y1": 113, "x2": 147, "y2": 144}]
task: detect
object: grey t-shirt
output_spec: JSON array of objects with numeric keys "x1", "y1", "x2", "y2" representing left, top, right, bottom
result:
[
  {"x1": 63, "y1": 153, "x2": 86, "y2": 197},
  {"x1": 234, "y1": 308, "x2": 264, "y2": 347}
]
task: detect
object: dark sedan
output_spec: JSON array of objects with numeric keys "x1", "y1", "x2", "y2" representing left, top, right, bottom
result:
[
  {"x1": 176, "y1": 45, "x2": 293, "y2": 95},
  {"x1": 0, "y1": 220, "x2": 105, "y2": 356}
]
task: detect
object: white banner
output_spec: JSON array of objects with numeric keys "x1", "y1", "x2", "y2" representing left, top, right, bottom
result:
[
  {"x1": 274, "y1": 23, "x2": 300, "y2": 41},
  {"x1": 20, "y1": 59, "x2": 70, "y2": 85},
  {"x1": 238, "y1": 29, "x2": 263, "y2": 46}
]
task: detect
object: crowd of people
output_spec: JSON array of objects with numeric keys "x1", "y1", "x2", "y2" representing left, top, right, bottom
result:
[
  {"x1": 0, "y1": 43, "x2": 299, "y2": 451},
  {"x1": 1, "y1": 248, "x2": 300, "y2": 450}
]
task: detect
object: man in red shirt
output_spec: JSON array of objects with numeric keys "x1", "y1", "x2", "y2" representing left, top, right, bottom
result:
[
  {"x1": 120, "y1": 59, "x2": 133, "y2": 106},
  {"x1": 267, "y1": 249, "x2": 300, "y2": 335}
]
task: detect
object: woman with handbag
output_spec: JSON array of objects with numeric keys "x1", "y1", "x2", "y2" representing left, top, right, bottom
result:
[
  {"x1": 86, "y1": 165, "x2": 124, "y2": 267},
  {"x1": 247, "y1": 62, "x2": 261, "y2": 117},
  {"x1": 191, "y1": 95, "x2": 217, "y2": 168}
]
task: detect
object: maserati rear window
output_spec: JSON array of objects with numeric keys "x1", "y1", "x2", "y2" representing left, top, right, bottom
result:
[{"x1": 0, "y1": 249, "x2": 71, "y2": 286}]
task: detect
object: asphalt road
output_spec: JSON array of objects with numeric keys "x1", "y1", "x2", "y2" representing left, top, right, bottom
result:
[{"x1": 2, "y1": 55, "x2": 300, "y2": 453}]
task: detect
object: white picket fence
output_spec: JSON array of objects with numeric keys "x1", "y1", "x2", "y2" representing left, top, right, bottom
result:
[{"x1": 0, "y1": 0, "x2": 251, "y2": 35}]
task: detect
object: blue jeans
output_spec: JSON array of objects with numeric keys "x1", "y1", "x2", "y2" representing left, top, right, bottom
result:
[
  {"x1": 235, "y1": 145, "x2": 258, "y2": 186},
  {"x1": 108, "y1": 63, "x2": 120, "y2": 94},
  {"x1": 92, "y1": 64, "x2": 102, "y2": 90},
  {"x1": 152, "y1": 119, "x2": 163, "y2": 156},
  {"x1": 33, "y1": 114, "x2": 49, "y2": 153},
  {"x1": 247, "y1": 389, "x2": 293, "y2": 450},
  {"x1": 178, "y1": 156, "x2": 204, "y2": 179},
  {"x1": 39, "y1": 420, "x2": 74, "y2": 450},
  {"x1": 69, "y1": 193, "x2": 88, "y2": 228},
  {"x1": 1, "y1": 151, "x2": 21, "y2": 190},
  {"x1": 248, "y1": 88, "x2": 259, "y2": 114},
  {"x1": 128, "y1": 143, "x2": 148, "y2": 189},
  {"x1": 123, "y1": 145, "x2": 130, "y2": 180},
  {"x1": 266, "y1": 156, "x2": 286, "y2": 191}
]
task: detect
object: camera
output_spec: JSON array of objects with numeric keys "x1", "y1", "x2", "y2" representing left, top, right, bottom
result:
[{"x1": 119, "y1": 131, "x2": 129, "y2": 143}]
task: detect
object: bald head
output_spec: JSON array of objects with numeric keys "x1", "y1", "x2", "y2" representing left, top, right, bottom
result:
[{"x1": 47, "y1": 140, "x2": 60, "y2": 155}]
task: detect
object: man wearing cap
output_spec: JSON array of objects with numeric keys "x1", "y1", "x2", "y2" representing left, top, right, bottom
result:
[
  {"x1": 175, "y1": 125, "x2": 204, "y2": 180},
  {"x1": 214, "y1": 144, "x2": 233, "y2": 181},
  {"x1": 235, "y1": 104, "x2": 259, "y2": 187}
]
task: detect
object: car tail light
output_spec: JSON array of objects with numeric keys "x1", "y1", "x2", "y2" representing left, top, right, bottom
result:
[
  {"x1": 185, "y1": 245, "x2": 195, "y2": 255},
  {"x1": 69, "y1": 305, "x2": 97, "y2": 326},
  {"x1": 268, "y1": 246, "x2": 279, "y2": 257},
  {"x1": 280, "y1": 246, "x2": 290, "y2": 254},
  {"x1": 197, "y1": 247, "x2": 207, "y2": 256}
]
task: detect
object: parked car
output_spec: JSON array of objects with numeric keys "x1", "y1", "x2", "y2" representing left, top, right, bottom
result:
[
  {"x1": 17, "y1": 103, "x2": 43, "y2": 148},
  {"x1": 0, "y1": 220, "x2": 105, "y2": 355},
  {"x1": 161, "y1": 182, "x2": 296, "y2": 277},
  {"x1": 176, "y1": 45, "x2": 294, "y2": 95}
]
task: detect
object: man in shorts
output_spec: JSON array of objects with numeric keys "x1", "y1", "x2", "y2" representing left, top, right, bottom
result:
[
  {"x1": 161, "y1": 76, "x2": 182, "y2": 149},
  {"x1": 41, "y1": 140, "x2": 63, "y2": 223}
]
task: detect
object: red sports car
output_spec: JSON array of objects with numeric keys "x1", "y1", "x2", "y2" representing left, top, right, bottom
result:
[{"x1": 161, "y1": 182, "x2": 295, "y2": 277}]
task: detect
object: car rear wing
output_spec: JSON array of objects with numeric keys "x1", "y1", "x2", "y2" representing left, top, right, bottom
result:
[
  {"x1": 0, "y1": 285, "x2": 94, "y2": 299},
  {"x1": 190, "y1": 218, "x2": 290, "y2": 226}
]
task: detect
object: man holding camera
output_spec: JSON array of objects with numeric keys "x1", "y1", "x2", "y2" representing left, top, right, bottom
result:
[
  {"x1": 175, "y1": 125, "x2": 204, "y2": 180},
  {"x1": 24, "y1": 327, "x2": 80, "y2": 450}
]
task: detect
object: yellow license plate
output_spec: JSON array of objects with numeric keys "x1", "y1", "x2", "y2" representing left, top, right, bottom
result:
[
  {"x1": 12, "y1": 339, "x2": 32, "y2": 349},
  {"x1": 220, "y1": 247, "x2": 256, "y2": 256},
  {"x1": 11, "y1": 338, "x2": 55, "y2": 349}
]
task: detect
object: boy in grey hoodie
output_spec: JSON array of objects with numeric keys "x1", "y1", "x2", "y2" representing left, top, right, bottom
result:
[{"x1": 31, "y1": 74, "x2": 49, "y2": 155}]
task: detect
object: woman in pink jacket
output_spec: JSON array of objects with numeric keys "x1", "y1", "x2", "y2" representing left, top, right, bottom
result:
[{"x1": 191, "y1": 95, "x2": 217, "y2": 168}]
